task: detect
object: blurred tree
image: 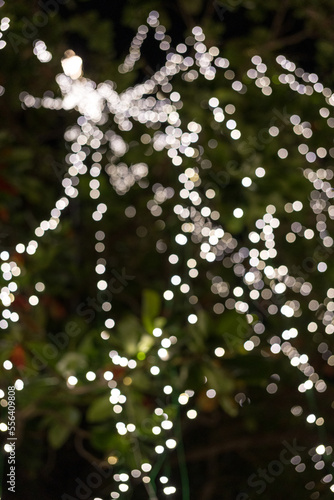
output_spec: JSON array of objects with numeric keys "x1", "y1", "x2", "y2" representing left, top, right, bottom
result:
[{"x1": 1, "y1": 1, "x2": 334, "y2": 499}]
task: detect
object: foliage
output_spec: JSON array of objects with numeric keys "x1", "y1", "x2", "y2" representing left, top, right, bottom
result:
[{"x1": 1, "y1": 1, "x2": 334, "y2": 499}]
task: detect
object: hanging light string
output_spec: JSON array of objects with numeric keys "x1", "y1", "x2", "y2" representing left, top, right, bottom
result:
[{"x1": 1, "y1": 5, "x2": 334, "y2": 496}]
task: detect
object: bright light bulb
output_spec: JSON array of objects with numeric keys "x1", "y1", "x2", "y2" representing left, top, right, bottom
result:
[{"x1": 61, "y1": 50, "x2": 83, "y2": 79}]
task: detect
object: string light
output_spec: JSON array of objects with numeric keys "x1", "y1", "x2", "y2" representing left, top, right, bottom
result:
[{"x1": 1, "y1": 2, "x2": 334, "y2": 496}]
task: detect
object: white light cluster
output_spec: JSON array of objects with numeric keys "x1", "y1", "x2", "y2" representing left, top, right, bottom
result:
[{"x1": 1, "y1": 5, "x2": 334, "y2": 497}]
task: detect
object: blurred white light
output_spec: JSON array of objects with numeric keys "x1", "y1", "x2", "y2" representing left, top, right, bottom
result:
[
  {"x1": 233, "y1": 208, "x2": 243, "y2": 218},
  {"x1": 61, "y1": 50, "x2": 83, "y2": 79}
]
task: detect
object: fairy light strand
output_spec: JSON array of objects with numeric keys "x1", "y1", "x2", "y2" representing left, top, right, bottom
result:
[{"x1": 1, "y1": 7, "x2": 334, "y2": 497}]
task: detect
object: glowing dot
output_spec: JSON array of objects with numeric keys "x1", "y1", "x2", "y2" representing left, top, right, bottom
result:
[
  {"x1": 255, "y1": 167, "x2": 265, "y2": 177},
  {"x1": 161, "y1": 420, "x2": 173, "y2": 430},
  {"x1": 104, "y1": 371, "x2": 113, "y2": 381},
  {"x1": 316, "y1": 444, "x2": 325, "y2": 455},
  {"x1": 233, "y1": 287, "x2": 243, "y2": 297},
  {"x1": 188, "y1": 314, "x2": 198, "y2": 324},
  {"x1": 278, "y1": 148, "x2": 288, "y2": 159},
  {"x1": 180, "y1": 283, "x2": 190, "y2": 293},
  {"x1": 153, "y1": 328, "x2": 162, "y2": 337},
  {"x1": 170, "y1": 91, "x2": 180, "y2": 102},
  {"x1": 270, "y1": 344, "x2": 280, "y2": 354},
  {"x1": 244, "y1": 341, "x2": 254, "y2": 351},
  {"x1": 175, "y1": 234, "x2": 187, "y2": 245},
  {"x1": 105, "y1": 318, "x2": 115, "y2": 328},
  {"x1": 233, "y1": 208, "x2": 243, "y2": 218},
  {"x1": 169, "y1": 254, "x2": 179, "y2": 264},
  {"x1": 119, "y1": 484, "x2": 129, "y2": 492},
  {"x1": 187, "y1": 409, "x2": 197, "y2": 419},
  {"x1": 304, "y1": 229, "x2": 314, "y2": 239},
  {"x1": 150, "y1": 366, "x2": 160, "y2": 375},
  {"x1": 275, "y1": 283, "x2": 286, "y2": 294},
  {"x1": 163, "y1": 290, "x2": 174, "y2": 300},
  {"x1": 209, "y1": 97, "x2": 219, "y2": 107},
  {"x1": 15, "y1": 379, "x2": 24, "y2": 390},
  {"x1": 86, "y1": 371, "x2": 96, "y2": 381},
  {"x1": 3, "y1": 360, "x2": 12, "y2": 370},
  {"x1": 292, "y1": 200, "x2": 303, "y2": 211},
  {"x1": 245, "y1": 272, "x2": 255, "y2": 283},
  {"x1": 266, "y1": 383, "x2": 278, "y2": 394},
  {"x1": 35, "y1": 282, "x2": 45, "y2": 292},
  {"x1": 307, "y1": 414, "x2": 316, "y2": 424},
  {"x1": 166, "y1": 439, "x2": 177, "y2": 449},
  {"x1": 28, "y1": 295, "x2": 39, "y2": 306},
  {"x1": 164, "y1": 486, "x2": 176, "y2": 495},
  {"x1": 226, "y1": 119, "x2": 236, "y2": 130},
  {"x1": 10, "y1": 313, "x2": 19, "y2": 323},
  {"x1": 206, "y1": 389, "x2": 216, "y2": 398},
  {"x1": 281, "y1": 305, "x2": 294, "y2": 317},
  {"x1": 95, "y1": 264, "x2": 105, "y2": 275},
  {"x1": 171, "y1": 275, "x2": 181, "y2": 285},
  {"x1": 15, "y1": 244, "x2": 25, "y2": 253},
  {"x1": 206, "y1": 188, "x2": 216, "y2": 198},
  {"x1": 67, "y1": 376, "x2": 78, "y2": 386},
  {"x1": 214, "y1": 347, "x2": 225, "y2": 357},
  {"x1": 318, "y1": 262, "x2": 327, "y2": 272},
  {"x1": 158, "y1": 348, "x2": 168, "y2": 359},
  {"x1": 242, "y1": 177, "x2": 252, "y2": 187},
  {"x1": 178, "y1": 393, "x2": 189, "y2": 405},
  {"x1": 231, "y1": 129, "x2": 241, "y2": 140},
  {"x1": 61, "y1": 51, "x2": 83, "y2": 79}
]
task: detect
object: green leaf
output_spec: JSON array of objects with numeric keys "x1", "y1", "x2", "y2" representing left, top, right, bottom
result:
[
  {"x1": 141, "y1": 289, "x2": 161, "y2": 333},
  {"x1": 117, "y1": 315, "x2": 141, "y2": 355},
  {"x1": 62, "y1": 406, "x2": 81, "y2": 426},
  {"x1": 48, "y1": 421, "x2": 72, "y2": 449},
  {"x1": 194, "y1": 309, "x2": 208, "y2": 337},
  {"x1": 137, "y1": 333, "x2": 154, "y2": 353},
  {"x1": 203, "y1": 363, "x2": 235, "y2": 394},
  {"x1": 219, "y1": 395, "x2": 238, "y2": 417},
  {"x1": 153, "y1": 316, "x2": 167, "y2": 329},
  {"x1": 47, "y1": 406, "x2": 80, "y2": 449},
  {"x1": 56, "y1": 352, "x2": 87, "y2": 376},
  {"x1": 87, "y1": 394, "x2": 112, "y2": 423},
  {"x1": 91, "y1": 426, "x2": 131, "y2": 457}
]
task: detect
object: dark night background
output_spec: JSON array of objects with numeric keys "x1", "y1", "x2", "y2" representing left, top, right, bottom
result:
[{"x1": 1, "y1": 1, "x2": 334, "y2": 499}]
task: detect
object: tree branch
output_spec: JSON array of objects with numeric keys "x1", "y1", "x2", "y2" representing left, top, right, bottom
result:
[
  {"x1": 183, "y1": 430, "x2": 314, "y2": 464},
  {"x1": 259, "y1": 30, "x2": 311, "y2": 53},
  {"x1": 270, "y1": 0, "x2": 290, "y2": 39}
]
